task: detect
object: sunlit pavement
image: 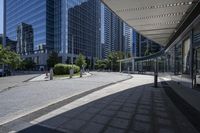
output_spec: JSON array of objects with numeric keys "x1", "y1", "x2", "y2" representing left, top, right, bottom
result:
[
  {"x1": 0, "y1": 74, "x2": 198, "y2": 133},
  {"x1": 0, "y1": 74, "x2": 40, "y2": 92},
  {"x1": 0, "y1": 72, "x2": 130, "y2": 127}
]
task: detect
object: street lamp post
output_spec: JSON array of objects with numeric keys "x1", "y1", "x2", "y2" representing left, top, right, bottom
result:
[
  {"x1": 71, "y1": 35, "x2": 74, "y2": 65},
  {"x1": 70, "y1": 34, "x2": 74, "y2": 78}
]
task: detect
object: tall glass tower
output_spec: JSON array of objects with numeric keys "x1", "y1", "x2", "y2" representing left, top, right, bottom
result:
[
  {"x1": 102, "y1": 5, "x2": 124, "y2": 58},
  {"x1": 64, "y1": 0, "x2": 101, "y2": 63},
  {"x1": 123, "y1": 23, "x2": 133, "y2": 57},
  {"x1": 5, "y1": 0, "x2": 49, "y2": 51},
  {"x1": 4, "y1": 0, "x2": 101, "y2": 67}
]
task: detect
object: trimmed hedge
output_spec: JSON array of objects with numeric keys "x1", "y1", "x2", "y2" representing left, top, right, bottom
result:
[{"x1": 53, "y1": 64, "x2": 80, "y2": 75}]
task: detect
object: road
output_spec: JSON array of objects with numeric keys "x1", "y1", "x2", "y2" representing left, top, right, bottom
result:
[
  {"x1": 0, "y1": 74, "x2": 40, "y2": 92},
  {"x1": 0, "y1": 72, "x2": 131, "y2": 125}
]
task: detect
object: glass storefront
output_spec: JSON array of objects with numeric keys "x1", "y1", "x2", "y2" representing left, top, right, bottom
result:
[
  {"x1": 183, "y1": 38, "x2": 191, "y2": 74},
  {"x1": 175, "y1": 43, "x2": 182, "y2": 75}
]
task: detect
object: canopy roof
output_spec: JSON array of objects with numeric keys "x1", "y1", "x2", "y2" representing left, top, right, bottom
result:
[{"x1": 102, "y1": 0, "x2": 199, "y2": 46}]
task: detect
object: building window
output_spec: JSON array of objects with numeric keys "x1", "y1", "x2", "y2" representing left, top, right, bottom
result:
[
  {"x1": 175, "y1": 43, "x2": 182, "y2": 75},
  {"x1": 183, "y1": 38, "x2": 190, "y2": 74}
]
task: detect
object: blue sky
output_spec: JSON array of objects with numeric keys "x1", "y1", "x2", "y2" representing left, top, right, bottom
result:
[{"x1": 0, "y1": 0, "x2": 3, "y2": 34}]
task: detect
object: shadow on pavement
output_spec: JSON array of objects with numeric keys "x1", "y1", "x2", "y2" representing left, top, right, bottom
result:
[{"x1": 17, "y1": 82, "x2": 198, "y2": 133}]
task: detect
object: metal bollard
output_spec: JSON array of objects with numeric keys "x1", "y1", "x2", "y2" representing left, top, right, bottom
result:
[
  {"x1": 50, "y1": 68, "x2": 53, "y2": 80},
  {"x1": 70, "y1": 69, "x2": 74, "y2": 78},
  {"x1": 128, "y1": 67, "x2": 130, "y2": 74},
  {"x1": 80, "y1": 70, "x2": 82, "y2": 77}
]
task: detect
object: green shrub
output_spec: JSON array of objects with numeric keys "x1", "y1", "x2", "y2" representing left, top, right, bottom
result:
[
  {"x1": 53, "y1": 64, "x2": 66, "y2": 75},
  {"x1": 53, "y1": 64, "x2": 80, "y2": 75},
  {"x1": 73, "y1": 65, "x2": 80, "y2": 73}
]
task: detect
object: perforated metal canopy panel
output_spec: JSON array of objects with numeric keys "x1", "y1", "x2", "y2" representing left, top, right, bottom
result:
[{"x1": 102, "y1": 0, "x2": 198, "y2": 46}]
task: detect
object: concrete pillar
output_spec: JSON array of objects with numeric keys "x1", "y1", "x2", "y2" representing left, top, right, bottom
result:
[
  {"x1": 71, "y1": 35, "x2": 74, "y2": 65},
  {"x1": 154, "y1": 59, "x2": 158, "y2": 88}
]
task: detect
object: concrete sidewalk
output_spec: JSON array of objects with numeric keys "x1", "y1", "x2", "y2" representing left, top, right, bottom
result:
[
  {"x1": 0, "y1": 72, "x2": 131, "y2": 128},
  {"x1": 1, "y1": 75, "x2": 198, "y2": 133},
  {"x1": 29, "y1": 72, "x2": 92, "y2": 82}
]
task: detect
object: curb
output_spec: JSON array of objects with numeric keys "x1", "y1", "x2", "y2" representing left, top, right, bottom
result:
[{"x1": 23, "y1": 74, "x2": 42, "y2": 82}]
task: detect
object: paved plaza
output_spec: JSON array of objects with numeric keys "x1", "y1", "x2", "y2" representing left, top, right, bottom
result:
[
  {"x1": 0, "y1": 74, "x2": 198, "y2": 133},
  {"x1": 0, "y1": 72, "x2": 131, "y2": 125},
  {"x1": 0, "y1": 74, "x2": 40, "y2": 92}
]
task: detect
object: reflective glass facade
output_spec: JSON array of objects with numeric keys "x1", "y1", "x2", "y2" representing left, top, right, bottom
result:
[
  {"x1": 17, "y1": 23, "x2": 34, "y2": 55},
  {"x1": 5, "y1": 0, "x2": 101, "y2": 65},
  {"x1": 102, "y1": 5, "x2": 124, "y2": 58},
  {"x1": 6, "y1": 0, "x2": 48, "y2": 52},
  {"x1": 135, "y1": 24, "x2": 200, "y2": 89},
  {"x1": 65, "y1": 0, "x2": 101, "y2": 58},
  {"x1": 124, "y1": 23, "x2": 133, "y2": 57}
]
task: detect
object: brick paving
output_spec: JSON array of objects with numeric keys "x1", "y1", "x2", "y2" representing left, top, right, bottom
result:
[{"x1": 0, "y1": 75, "x2": 198, "y2": 133}]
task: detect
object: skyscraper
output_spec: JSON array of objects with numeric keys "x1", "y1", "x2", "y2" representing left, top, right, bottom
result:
[
  {"x1": 4, "y1": 0, "x2": 57, "y2": 68},
  {"x1": 123, "y1": 23, "x2": 133, "y2": 57},
  {"x1": 132, "y1": 31, "x2": 139, "y2": 57},
  {"x1": 17, "y1": 23, "x2": 34, "y2": 55},
  {"x1": 0, "y1": 34, "x2": 2, "y2": 45},
  {"x1": 66, "y1": 0, "x2": 101, "y2": 63},
  {"x1": 102, "y1": 5, "x2": 124, "y2": 58},
  {"x1": 4, "y1": 0, "x2": 101, "y2": 68}
]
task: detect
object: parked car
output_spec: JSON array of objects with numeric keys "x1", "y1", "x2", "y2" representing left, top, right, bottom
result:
[
  {"x1": 0, "y1": 69, "x2": 11, "y2": 77},
  {"x1": 0, "y1": 69, "x2": 5, "y2": 77}
]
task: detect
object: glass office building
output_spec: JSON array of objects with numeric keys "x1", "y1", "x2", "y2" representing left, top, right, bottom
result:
[
  {"x1": 5, "y1": 0, "x2": 56, "y2": 67},
  {"x1": 66, "y1": 0, "x2": 101, "y2": 62},
  {"x1": 17, "y1": 23, "x2": 34, "y2": 55},
  {"x1": 102, "y1": 5, "x2": 124, "y2": 58},
  {"x1": 123, "y1": 23, "x2": 133, "y2": 57},
  {"x1": 5, "y1": 0, "x2": 49, "y2": 52},
  {"x1": 4, "y1": 0, "x2": 101, "y2": 67}
]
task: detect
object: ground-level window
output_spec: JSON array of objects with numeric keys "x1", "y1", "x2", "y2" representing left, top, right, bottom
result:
[
  {"x1": 183, "y1": 38, "x2": 190, "y2": 74},
  {"x1": 175, "y1": 43, "x2": 182, "y2": 74}
]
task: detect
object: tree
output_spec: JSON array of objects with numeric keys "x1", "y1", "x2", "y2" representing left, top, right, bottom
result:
[
  {"x1": 95, "y1": 52, "x2": 125, "y2": 71},
  {"x1": 0, "y1": 44, "x2": 9, "y2": 65},
  {"x1": 95, "y1": 59, "x2": 109, "y2": 70},
  {"x1": 107, "y1": 51, "x2": 124, "y2": 71},
  {"x1": 47, "y1": 52, "x2": 59, "y2": 68},
  {"x1": 75, "y1": 54, "x2": 87, "y2": 69},
  {"x1": 7, "y1": 51, "x2": 21, "y2": 70},
  {"x1": 0, "y1": 44, "x2": 22, "y2": 70},
  {"x1": 21, "y1": 58, "x2": 36, "y2": 70}
]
